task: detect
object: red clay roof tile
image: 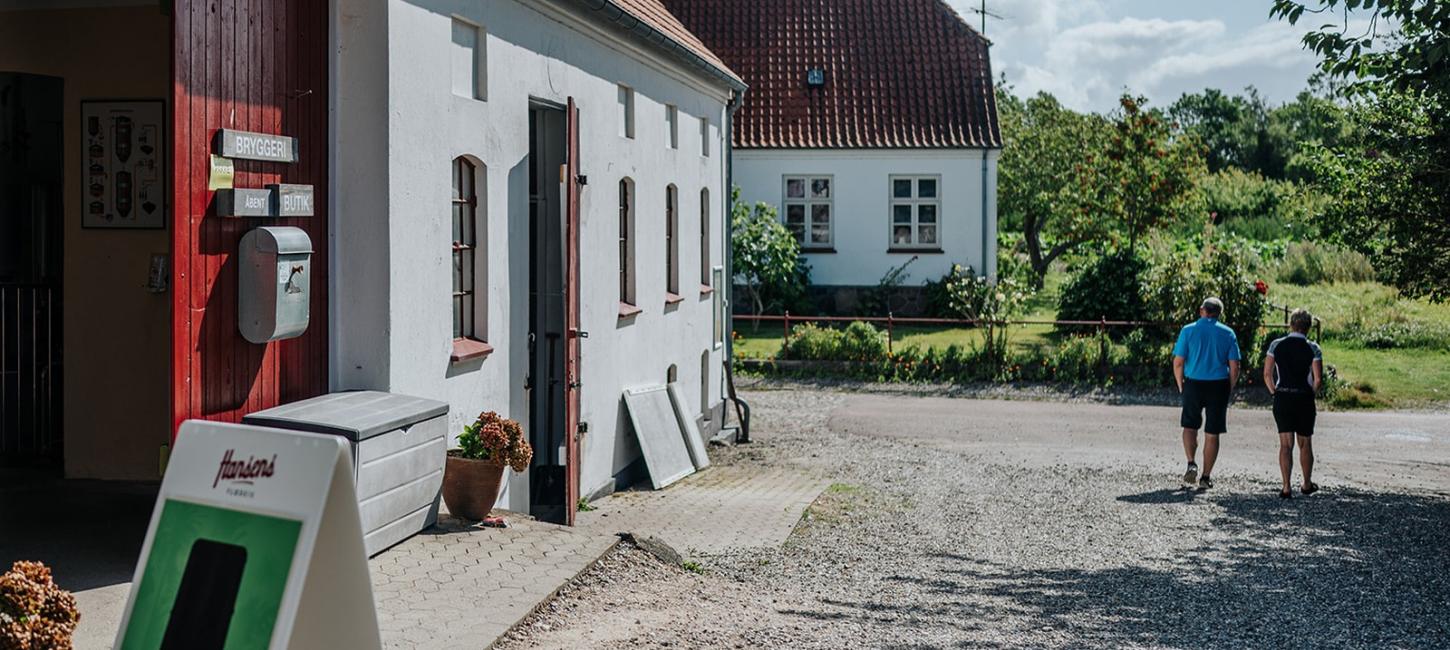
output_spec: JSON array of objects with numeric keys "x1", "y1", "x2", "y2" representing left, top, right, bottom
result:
[
  {"x1": 662, "y1": 0, "x2": 1001, "y2": 149},
  {"x1": 607, "y1": 0, "x2": 742, "y2": 86}
]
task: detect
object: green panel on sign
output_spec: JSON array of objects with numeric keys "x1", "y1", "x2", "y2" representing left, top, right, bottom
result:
[{"x1": 121, "y1": 499, "x2": 302, "y2": 650}]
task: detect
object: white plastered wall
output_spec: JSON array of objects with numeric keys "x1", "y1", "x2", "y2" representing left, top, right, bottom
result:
[
  {"x1": 734, "y1": 148, "x2": 1000, "y2": 286},
  {"x1": 334, "y1": 0, "x2": 730, "y2": 511}
]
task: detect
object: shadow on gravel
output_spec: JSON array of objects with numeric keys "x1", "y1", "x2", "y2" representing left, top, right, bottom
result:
[
  {"x1": 1115, "y1": 488, "x2": 1205, "y2": 504},
  {"x1": 785, "y1": 488, "x2": 1450, "y2": 648}
]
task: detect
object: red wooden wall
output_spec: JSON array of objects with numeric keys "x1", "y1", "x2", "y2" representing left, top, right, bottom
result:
[{"x1": 171, "y1": 0, "x2": 329, "y2": 432}]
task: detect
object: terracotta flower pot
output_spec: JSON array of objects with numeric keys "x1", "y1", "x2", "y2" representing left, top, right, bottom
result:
[{"x1": 441, "y1": 455, "x2": 506, "y2": 520}]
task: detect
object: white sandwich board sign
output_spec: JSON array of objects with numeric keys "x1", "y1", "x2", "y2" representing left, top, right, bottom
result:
[{"x1": 114, "y1": 420, "x2": 381, "y2": 650}]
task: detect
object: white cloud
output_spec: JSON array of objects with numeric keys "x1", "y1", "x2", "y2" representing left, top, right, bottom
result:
[{"x1": 972, "y1": 2, "x2": 1327, "y2": 113}]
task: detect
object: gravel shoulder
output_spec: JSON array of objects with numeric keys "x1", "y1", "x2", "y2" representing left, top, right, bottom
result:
[{"x1": 500, "y1": 389, "x2": 1450, "y2": 649}]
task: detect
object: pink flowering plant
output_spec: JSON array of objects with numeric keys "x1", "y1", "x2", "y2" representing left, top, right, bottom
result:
[{"x1": 453, "y1": 411, "x2": 532, "y2": 472}]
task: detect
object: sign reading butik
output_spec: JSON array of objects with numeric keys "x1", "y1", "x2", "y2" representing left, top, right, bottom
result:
[
  {"x1": 217, "y1": 128, "x2": 298, "y2": 163},
  {"x1": 216, "y1": 184, "x2": 315, "y2": 217},
  {"x1": 115, "y1": 421, "x2": 381, "y2": 650}
]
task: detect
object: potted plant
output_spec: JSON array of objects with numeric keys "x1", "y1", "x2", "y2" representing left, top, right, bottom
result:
[
  {"x1": 0, "y1": 560, "x2": 80, "y2": 649},
  {"x1": 442, "y1": 411, "x2": 532, "y2": 520}
]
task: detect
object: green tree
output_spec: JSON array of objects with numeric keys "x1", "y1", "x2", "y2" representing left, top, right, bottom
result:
[
  {"x1": 1273, "y1": 0, "x2": 1450, "y2": 300},
  {"x1": 996, "y1": 91, "x2": 1112, "y2": 286},
  {"x1": 1091, "y1": 95, "x2": 1208, "y2": 254},
  {"x1": 1271, "y1": 90, "x2": 1353, "y2": 182},
  {"x1": 730, "y1": 187, "x2": 806, "y2": 318},
  {"x1": 1302, "y1": 93, "x2": 1449, "y2": 300}
]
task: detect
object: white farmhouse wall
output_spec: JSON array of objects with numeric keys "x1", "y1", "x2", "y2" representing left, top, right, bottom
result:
[
  {"x1": 734, "y1": 149, "x2": 1000, "y2": 287},
  {"x1": 335, "y1": 0, "x2": 730, "y2": 512}
]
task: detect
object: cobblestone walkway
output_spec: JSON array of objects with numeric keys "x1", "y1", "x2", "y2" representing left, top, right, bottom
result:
[
  {"x1": 576, "y1": 466, "x2": 830, "y2": 555},
  {"x1": 371, "y1": 515, "x2": 617, "y2": 649}
]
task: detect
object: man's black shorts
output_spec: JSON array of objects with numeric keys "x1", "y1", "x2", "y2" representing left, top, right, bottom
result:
[
  {"x1": 1181, "y1": 378, "x2": 1230, "y2": 434},
  {"x1": 1272, "y1": 391, "x2": 1317, "y2": 436}
]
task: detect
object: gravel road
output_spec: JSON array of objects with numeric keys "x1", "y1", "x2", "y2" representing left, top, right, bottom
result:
[{"x1": 501, "y1": 387, "x2": 1450, "y2": 649}]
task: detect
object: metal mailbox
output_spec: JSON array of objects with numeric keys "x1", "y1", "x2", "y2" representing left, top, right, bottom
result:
[
  {"x1": 238, "y1": 226, "x2": 311, "y2": 344},
  {"x1": 243, "y1": 391, "x2": 449, "y2": 556}
]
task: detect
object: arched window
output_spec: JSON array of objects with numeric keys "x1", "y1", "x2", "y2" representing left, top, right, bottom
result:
[
  {"x1": 450, "y1": 156, "x2": 489, "y2": 361},
  {"x1": 619, "y1": 178, "x2": 635, "y2": 306}
]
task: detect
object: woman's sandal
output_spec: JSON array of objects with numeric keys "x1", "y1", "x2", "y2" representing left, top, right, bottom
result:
[
  {"x1": 1279, "y1": 489, "x2": 1293, "y2": 499},
  {"x1": 1301, "y1": 482, "x2": 1319, "y2": 496}
]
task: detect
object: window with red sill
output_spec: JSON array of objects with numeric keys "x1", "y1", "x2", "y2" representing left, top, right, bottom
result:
[{"x1": 451, "y1": 156, "x2": 490, "y2": 361}]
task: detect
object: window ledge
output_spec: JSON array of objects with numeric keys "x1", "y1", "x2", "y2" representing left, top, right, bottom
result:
[
  {"x1": 887, "y1": 247, "x2": 944, "y2": 254},
  {"x1": 664, "y1": 293, "x2": 684, "y2": 306},
  {"x1": 618, "y1": 302, "x2": 643, "y2": 319},
  {"x1": 698, "y1": 285, "x2": 715, "y2": 296},
  {"x1": 450, "y1": 338, "x2": 494, "y2": 364},
  {"x1": 801, "y1": 247, "x2": 837, "y2": 254}
]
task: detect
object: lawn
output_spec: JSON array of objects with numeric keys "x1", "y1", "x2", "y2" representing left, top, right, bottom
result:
[{"x1": 730, "y1": 276, "x2": 1450, "y2": 409}]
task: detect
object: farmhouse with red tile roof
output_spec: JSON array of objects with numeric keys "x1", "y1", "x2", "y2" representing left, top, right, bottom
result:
[{"x1": 667, "y1": 0, "x2": 1003, "y2": 309}]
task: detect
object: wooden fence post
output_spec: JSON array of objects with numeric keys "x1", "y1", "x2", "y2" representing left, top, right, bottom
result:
[
  {"x1": 781, "y1": 311, "x2": 791, "y2": 360},
  {"x1": 886, "y1": 312, "x2": 895, "y2": 357},
  {"x1": 1098, "y1": 317, "x2": 1109, "y2": 379}
]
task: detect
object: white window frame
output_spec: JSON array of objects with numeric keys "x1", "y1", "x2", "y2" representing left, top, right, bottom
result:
[
  {"x1": 888, "y1": 174, "x2": 942, "y2": 250},
  {"x1": 782, "y1": 175, "x2": 833, "y2": 249}
]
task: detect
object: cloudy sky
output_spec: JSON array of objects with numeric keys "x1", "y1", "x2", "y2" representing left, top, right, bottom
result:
[{"x1": 950, "y1": 0, "x2": 1329, "y2": 113}]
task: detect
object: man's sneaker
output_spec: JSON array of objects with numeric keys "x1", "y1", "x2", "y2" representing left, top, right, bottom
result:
[
  {"x1": 1198, "y1": 475, "x2": 1214, "y2": 490},
  {"x1": 1182, "y1": 464, "x2": 1199, "y2": 487}
]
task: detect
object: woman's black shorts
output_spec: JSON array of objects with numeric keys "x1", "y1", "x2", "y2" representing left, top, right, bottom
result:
[
  {"x1": 1181, "y1": 379, "x2": 1231, "y2": 434},
  {"x1": 1272, "y1": 392, "x2": 1317, "y2": 436}
]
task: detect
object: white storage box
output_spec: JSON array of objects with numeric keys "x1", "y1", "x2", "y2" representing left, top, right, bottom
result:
[{"x1": 243, "y1": 391, "x2": 448, "y2": 556}]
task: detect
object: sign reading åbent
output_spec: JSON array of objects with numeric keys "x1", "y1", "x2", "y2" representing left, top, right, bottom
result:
[
  {"x1": 114, "y1": 421, "x2": 381, "y2": 650},
  {"x1": 216, "y1": 184, "x2": 315, "y2": 217},
  {"x1": 217, "y1": 128, "x2": 298, "y2": 163}
]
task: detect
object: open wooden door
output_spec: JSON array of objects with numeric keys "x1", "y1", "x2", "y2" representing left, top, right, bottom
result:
[
  {"x1": 172, "y1": 0, "x2": 330, "y2": 434},
  {"x1": 563, "y1": 98, "x2": 582, "y2": 525}
]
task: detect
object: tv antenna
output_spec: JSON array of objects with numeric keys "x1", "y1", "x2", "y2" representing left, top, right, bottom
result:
[{"x1": 969, "y1": 0, "x2": 1004, "y2": 35}]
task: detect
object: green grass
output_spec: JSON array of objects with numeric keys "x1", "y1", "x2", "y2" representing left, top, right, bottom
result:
[
  {"x1": 732, "y1": 272, "x2": 1065, "y2": 359},
  {"x1": 1324, "y1": 347, "x2": 1450, "y2": 408},
  {"x1": 1270, "y1": 282, "x2": 1450, "y2": 408},
  {"x1": 1270, "y1": 282, "x2": 1450, "y2": 340},
  {"x1": 730, "y1": 275, "x2": 1450, "y2": 409}
]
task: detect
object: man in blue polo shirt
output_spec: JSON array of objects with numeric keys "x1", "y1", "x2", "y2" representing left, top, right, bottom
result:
[{"x1": 1172, "y1": 297, "x2": 1241, "y2": 489}]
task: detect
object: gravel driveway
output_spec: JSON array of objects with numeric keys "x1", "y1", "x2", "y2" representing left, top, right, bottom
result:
[{"x1": 501, "y1": 387, "x2": 1450, "y2": 649}]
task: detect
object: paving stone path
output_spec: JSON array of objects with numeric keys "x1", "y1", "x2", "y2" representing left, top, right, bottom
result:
[{"x1": 371, "y1": 515, "x2": 617, "y2": 649}]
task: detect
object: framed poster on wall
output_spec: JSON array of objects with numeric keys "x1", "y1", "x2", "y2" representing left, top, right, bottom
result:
[{"x1": 81, "y1": 100, "x2": 166, "y2": 229}]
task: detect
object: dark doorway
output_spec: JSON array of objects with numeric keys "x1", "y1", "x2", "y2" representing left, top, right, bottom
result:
[
  {"x1": 527, "y1": 102, "x2": 568, "y2": 524},
  {"x1": 0, "y1": 73, "x2": 64, "y2": 469}
]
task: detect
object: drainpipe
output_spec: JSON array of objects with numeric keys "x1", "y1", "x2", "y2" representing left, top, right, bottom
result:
[
  {"x1": 724, "y1": 88, "x2": 750, "y2": 442},
  {"x1": 981, "y1": 150, "x2": 991, "y2": 282}
]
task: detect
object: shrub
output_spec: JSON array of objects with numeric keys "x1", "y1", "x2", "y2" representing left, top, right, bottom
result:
[
  {"x1": 1195, "y1": 168, "x2": 1320, "y2": 241},
  {"x1": 922, "y1": 266, "x2": 970, "y2": 318},
  {"x1": 1271, "y1": 241, "x2": 1375, "y2": 285},
  {"x1": 1057, "y1": 251, "x2": 1150, "y2": 327},
  {"x1": 1143, "y1": 239, "x2": 1267, "y2": 354},
  {"x1": 783, "y1": 321, "x2": 888, "y2": 363},
  {"x1": 0, "y1": 561, "x2": 79, "y2": 649}
]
